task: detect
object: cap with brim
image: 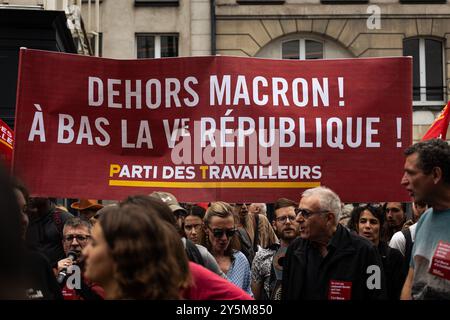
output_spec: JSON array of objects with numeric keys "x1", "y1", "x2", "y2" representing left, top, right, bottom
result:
[
  {"x1": 169, "y1": 204, "x2": 187, "y2": 215},
  {"x1": 71, "y1": 199, "x2": 103, "y2": 211},
  {"x1": 149, "y1": 191, "x2": 187, "y2": 214}
]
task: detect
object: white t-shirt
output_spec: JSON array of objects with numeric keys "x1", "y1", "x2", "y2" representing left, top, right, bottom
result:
[{"x1": 389, "y1": 223, "x2": 417, "y2": 256}]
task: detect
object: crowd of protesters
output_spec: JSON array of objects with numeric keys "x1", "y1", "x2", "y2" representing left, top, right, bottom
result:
[{"x1": 0, "y1": 138, "x2": 449, "y2": 300}]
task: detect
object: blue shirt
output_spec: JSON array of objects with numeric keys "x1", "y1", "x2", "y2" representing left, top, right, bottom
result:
[
  {"x1": 411, "y1": 208, "x2": 450, "y2": 299},
  {"x1": 226, "y1": 250, "x2": 253, "y2": 296}
]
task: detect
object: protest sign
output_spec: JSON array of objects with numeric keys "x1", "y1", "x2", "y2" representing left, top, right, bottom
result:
[
  {"x1": 0, "y1": 118, "x2": 14, "y2": 169},
  {"x1": 13, "y1": 49, "x2": 412, "y2": 202}
]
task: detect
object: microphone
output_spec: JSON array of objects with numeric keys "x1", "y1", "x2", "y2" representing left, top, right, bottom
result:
[{"x1": 56, "y1": 250, "x2": 79, "y2": 284}]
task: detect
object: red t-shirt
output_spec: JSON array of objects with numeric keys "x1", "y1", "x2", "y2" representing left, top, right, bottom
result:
[{"x1": 184, "y1": 262, "x2": 253, "y2": 300}]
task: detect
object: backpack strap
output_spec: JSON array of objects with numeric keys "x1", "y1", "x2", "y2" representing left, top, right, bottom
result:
[
  {"x1": 185, "y1": 238, "x2": 205, "y2": 267},
  {"x1": 269, "y1": 244, "x2": 284, "y2": 300},
  {"x1": 237, "y1": 227, "x2": 254, "y2": 265},
  {"x1": 402, "y1": 228, "x2": 413, "y2": 261},
  {"x1": 401, "y1": 227, "x2": 413, "y2": 276},
  {"x1": 253, "y1": 214, "x2": 260, "y2": 253}
]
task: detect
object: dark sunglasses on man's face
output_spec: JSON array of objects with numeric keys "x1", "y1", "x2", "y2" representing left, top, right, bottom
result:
[
  {"x1": 295, "y1": 208, "x2": 329, "y2": 219},
  {"x1": 210, "y1": 228, "x2": 236, "y2": 239}
]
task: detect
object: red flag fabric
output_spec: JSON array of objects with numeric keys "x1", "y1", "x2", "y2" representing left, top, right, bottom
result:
[
  {"x1": 421, "y1": 102, "x2": 450, "y2": 141},
  {"x1": 0, "y1": 118, "x2": 14, "y2": 169}
]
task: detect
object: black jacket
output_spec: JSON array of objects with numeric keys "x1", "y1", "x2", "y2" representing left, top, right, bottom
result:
[
  {"x1": 378, "y1": 242, "x2": 404, "y2": 300},
  {"x1": 282, "y1": 224, "x2": 386, "y2": 300},
  {"x1": 23, "y1": 248, "x2": 63, "y2": 300},
  {"x1": 26, "y1": 208, "x2": 73, "y2": 266}
]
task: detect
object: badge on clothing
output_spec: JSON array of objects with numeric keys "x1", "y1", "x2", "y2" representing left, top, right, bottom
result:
[
  {"x1": 429, "y1": 241, "x2": 450, "y2": 281},
  {"x1": 328, "y1": 280, "x2": 352, "y2": 300}
]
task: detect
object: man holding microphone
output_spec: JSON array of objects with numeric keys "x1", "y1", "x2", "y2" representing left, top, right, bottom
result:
[{"x1": 56, "y1": 217, "x2": 104, "y2": 300}]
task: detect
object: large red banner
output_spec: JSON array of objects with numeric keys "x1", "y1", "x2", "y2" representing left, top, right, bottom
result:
[{"x1": 13, "y1": 49, "x2": 412, "y2": 202}]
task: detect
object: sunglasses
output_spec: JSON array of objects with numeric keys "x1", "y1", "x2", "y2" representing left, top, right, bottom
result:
[
  {"x1": 295, "y1": 208, "x2": 329, "y2": 219},
  {"x1": 209, "y1": 228, "x2": 237, "y2": 239},
  {"x1": 358, "y1": 203, "x2": 382, "y2": 209}
]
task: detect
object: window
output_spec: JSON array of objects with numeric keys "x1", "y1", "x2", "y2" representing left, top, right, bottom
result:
[
  {"x1": 134, "y1": 0, "x2": 179, "y2": 6},
  {"x1": 282, "y1": 39, "x2": 323, "y2": 60},
  {"x1": 89, "y1": 32, "x2": 103, "y2": 57},
  {"x1": 321, "y1": 0, "x2": 368, "y2": 3},
  {"x1": 400, "y1": 1, "x2": 446, "y2": 4},
  {"x1": 237, "y1": 0, "x2": 285, "y2": 4},
  {"x1": 403, "y1": 38, "x2": 445, "y2": 106},
  {"x1": 136, "y1": 34, "x2": 178, "y2": 58}
]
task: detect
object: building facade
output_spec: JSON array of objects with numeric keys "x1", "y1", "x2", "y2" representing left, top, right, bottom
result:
[
  {"x1": 2, "y1": 0, "x2": 450, "y2": 140},
  {"x1": 214, "y1": 0, "x2": 450, "y2": 142},
  {"x1": 0, "y1": 0, "x2": 82, "y2": 128},
  {"x1": 92, "y1": 0, "x2": 450, "y2": 142}
]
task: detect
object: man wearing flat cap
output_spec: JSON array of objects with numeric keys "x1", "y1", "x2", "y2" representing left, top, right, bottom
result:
[{"x1": 70, "y1": 199, "x2": 103, "y2": 222}]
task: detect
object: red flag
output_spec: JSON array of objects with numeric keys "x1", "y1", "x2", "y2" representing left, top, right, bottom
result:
[
  {"x1": 0, "y1": 118, "x2": 14, "y2": 169},
  {"x1": 421, "y1": 102, "x2": 450, "y2": 141}
]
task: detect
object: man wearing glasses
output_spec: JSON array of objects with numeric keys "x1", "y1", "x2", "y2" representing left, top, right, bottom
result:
[
  {"x1": 57, "y1": 217, "x2": 104, "y2": 300},
  {"x1": 282, "y1": 186, "x2": 386, "y2": 300},
  {"x1": 251, "y1": 198, "x2": 300, "y2": 300}
]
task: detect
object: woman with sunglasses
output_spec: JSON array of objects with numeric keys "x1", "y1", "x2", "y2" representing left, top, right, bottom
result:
[{"x1": 202, "y1": 201, "x2": 253, "y2": 296}]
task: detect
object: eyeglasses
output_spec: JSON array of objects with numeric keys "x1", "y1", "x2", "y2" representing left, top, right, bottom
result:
[
  {"x1": 184, "y1": 224, "x2": 202, "y2": 232},
  {"x1": 357, "y1": 203, "x2": 382, "y2": 209},
  {"x1": 275, "y1": 215, "x2": 297, "y2": 224},
  {"x1": 209, "y1": 228, "x2": 237, "y2": 239},
  {"x1": 295, "y1": 208, "x2": 329, "y2": 219},
  {"x1": 63, "y1": 235, "x2": 91, "y2": 243}
]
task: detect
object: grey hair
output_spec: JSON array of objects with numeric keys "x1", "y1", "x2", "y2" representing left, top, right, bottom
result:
[
  {"x1": 63, "y1": 217, "x2": 92, "y2": 234},
  {"x1": 250, "y1": 203, "x2": 267, "y2": 215},
  {"x1": 302, "y1": 186, "x2": 342, "y2": 224}
]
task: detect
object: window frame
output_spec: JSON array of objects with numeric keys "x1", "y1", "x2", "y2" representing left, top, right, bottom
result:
[
  {"x1": 281, "y1": 38, "x2": 325, "y2": 60},
  {"x1": 237, "y1": 0, "x2": 285, "y2": 4},
  {"x1": 399, "y1": 1, "x2": 446, "y2": 4},
  {"x1": 320, "y1": 0, "x2": 368, "y2": 4},
  {"x1": 135, "y1": 33, "x2": 179, "y2": 59},
  {"x1": 404, "y1": 37, "x2": 446, "y2": 108},
  {"x1": 134, "y1": 0, "x2": 179, "y2": 7}
]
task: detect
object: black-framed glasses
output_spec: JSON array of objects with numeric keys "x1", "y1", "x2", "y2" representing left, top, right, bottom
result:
[
  {"x1": 209, "y1": 228, "x2": 236, "y2": 239},
  {"x1": 63, "y1": 235, "x2": 91, "y2": 243},
  {"x1": 275, "y1": 215, "x2": 297, "y2": 224},
  {"x1": 295, "y1": 208, "x2": 329, "y2": 219}
]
